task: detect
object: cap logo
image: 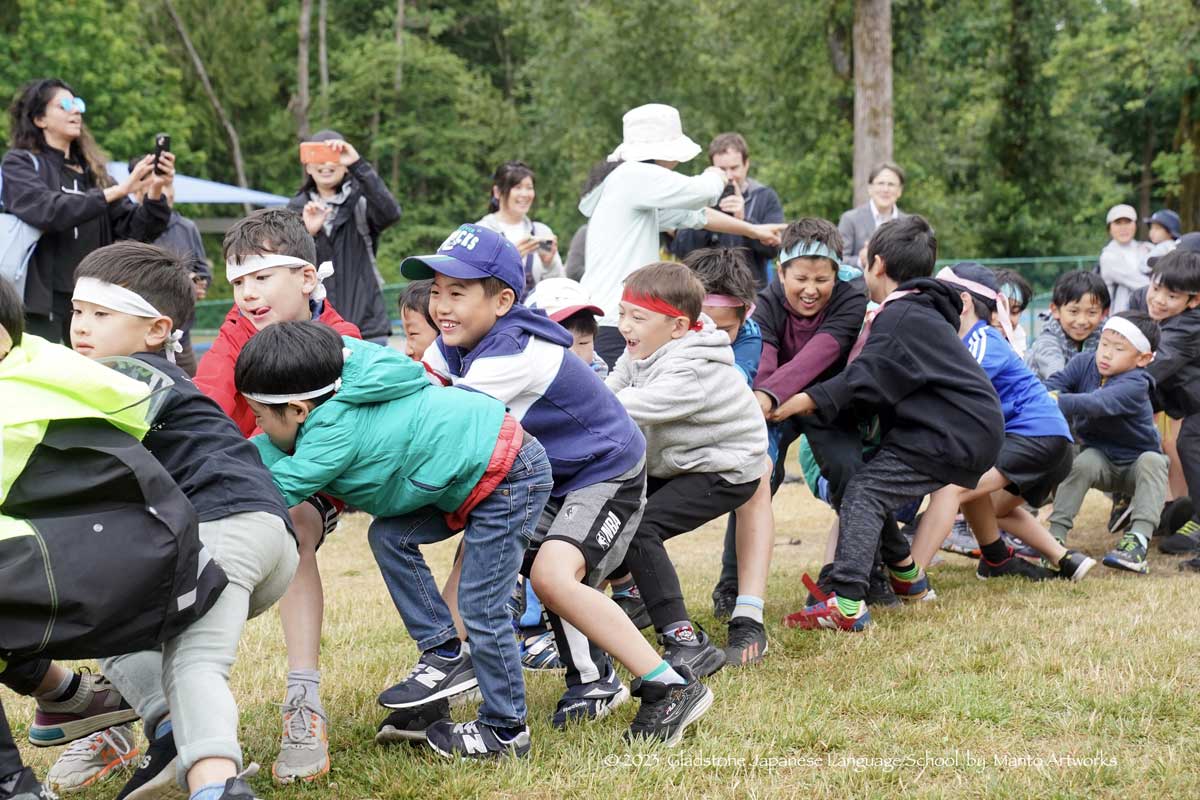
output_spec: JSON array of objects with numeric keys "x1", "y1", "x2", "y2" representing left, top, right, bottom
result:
[{"x1": 440, "y1": 228, "x2": 480, "y2": 253}]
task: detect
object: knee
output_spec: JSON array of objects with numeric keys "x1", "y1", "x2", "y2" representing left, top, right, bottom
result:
[
  {"x1": 1136, "y1": 452, "x2": 1170, "y2": 479},
  {"x1": 1070, "y1": 451, "x2": 1106, "y2": 481}
]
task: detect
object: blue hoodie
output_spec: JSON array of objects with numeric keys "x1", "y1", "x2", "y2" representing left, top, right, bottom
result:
[
  {"x1": 1047, "y1": 351, "x2": 1162, "y2": 465},
  {"x1": 424, "y1": 304, "x2": 645, "y2": 496}
]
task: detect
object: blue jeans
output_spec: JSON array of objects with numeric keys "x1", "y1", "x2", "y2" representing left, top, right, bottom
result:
[{"x1": 368, "y1": 437, "x2": 553, "y2": 728}]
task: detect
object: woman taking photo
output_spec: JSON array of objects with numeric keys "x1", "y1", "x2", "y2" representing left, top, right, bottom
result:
[
  {"x1": 2, "y1": 78, "x2": 174, "y2": 342},
  {"x1": 476, "y1": 160, "x2": 564, "y2": 295}
]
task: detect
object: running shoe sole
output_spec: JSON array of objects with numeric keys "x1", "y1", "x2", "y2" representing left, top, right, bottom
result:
[
  {"x1": 552, "y1": 684, "x2": 630, "y2": 729},
  {"x1": 1102, "y1": 553, "x2": 1149, "y2": 574},
  {"x1": 1066, "y1": 555, "x2": 1098, "y2": 582},
  {"x1": 380, "y1": 676, "x2": 479, "y2": 710},
  {"x1": 661, "y1": 684, "x2": 714, "y2": 748},
  {"x1": 29, "y1": 708, "x2": 140, "y2": 747}
]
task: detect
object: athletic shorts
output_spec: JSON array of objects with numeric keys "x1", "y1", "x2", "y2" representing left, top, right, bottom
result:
[{"x1": 995, "y1": 433, "x2": 1074, "y2": 507}]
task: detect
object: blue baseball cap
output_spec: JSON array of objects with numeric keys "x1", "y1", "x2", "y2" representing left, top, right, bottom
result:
[
  {"x1": 1144, "y1": 209, "x2": 1182, "y2": 239},
  {"x1": 400, "y1": 224, "x2": 524, "y2": 295}
]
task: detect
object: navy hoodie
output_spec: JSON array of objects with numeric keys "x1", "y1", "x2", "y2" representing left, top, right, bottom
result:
[
  {"x1": 424, "y1": 304, "x2": 646, "y2": 496},
  {"x1": 1048, "y1": 352, "x2": 1162, "y2": 465}
]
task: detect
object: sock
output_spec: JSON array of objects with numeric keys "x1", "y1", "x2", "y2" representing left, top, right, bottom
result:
[
  {"x1": 888, "y1": 561, "x2": 920, "y2": 581},
  {"x1": 154, "y1": 718, "x2": 173, "y2": 741},
  {"x1": 835, "y1": 596, "x2": 864, "y2": 617},
  {"x1": 610, "y1": 577, "x2": 635, "y2": 598},
  {"x1": 980, "y1": 538, "x2": 1012, "y2": 565},
  {"x1": 663, "y1": 620, "x2": 697, "y2": 645},
  {"x1": 189, "y1": 782, "x2": 224, "y2": 800},
  {"x1": 641, "y1": 660, "x2": 686, "y2": 686},
  {"x1": 285, "y1": 669, "x2": 325, "y2": 718},
  {"x1": 731, "y1": 595, "x2": 764, "y2": 624},
  {"x1": 431, "y1": 638, "x2": 462, "y2": 660},
  {"x1": 35, "y1": 670, "x2": 77, "y2": 702},
  {"x1": 0, "y1": 770, "x2": 21, "y2": 795},
  {"x1": 488, "y1": 723, "x2": 526, "y2": 741},
  {"x1": 1130, "y1": 531, "x2": 1149, "y2": 549}
]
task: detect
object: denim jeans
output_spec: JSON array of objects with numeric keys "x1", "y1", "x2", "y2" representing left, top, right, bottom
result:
[{"x1": 368, "y1": 437, "x2": 553, "y2": 729}]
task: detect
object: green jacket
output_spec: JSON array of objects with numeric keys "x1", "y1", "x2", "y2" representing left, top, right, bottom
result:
[{"x1": 254, "y1": 337, "x2": 506, "y2": 516}]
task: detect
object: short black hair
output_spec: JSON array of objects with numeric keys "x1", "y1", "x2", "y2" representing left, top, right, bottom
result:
[
  {"x1": 941, "y1": 262, "x2": 998, "y2": 322},
  {"x1": 1112, "y1": 310, "x2": 1161, "y2": 352},
  {"x1": 994, "y1": 268, "x2": 1032, "y2": 311},
  {"x1": 1051, "y1": 270, "x2": 1111, "y2": 309},
  {"x1": 0, "y1": 276, "x2": 24, "y2": 348},
  {"x1": 684, "y1": 247, "x2": 757, "y2": 321},
  {"x1": 223, "y1": 208, "x2": 317, "y2": 265},
  {"x1": 780, "y1": 218, "x2": 843, "y2": 269},
  {"x1": 234, "y1": 321, "x2": 343, "y2": 414},
  {"x1": 75, "y1": 241, "x2": 195, "y2": 332},
  {"x1": 868, "y1": 215, "x2": 937, "y2": 283},
  {"x1": 1151, "y1": 250, "x2": 1200, "y2": 294},
  {"x1": 399, "y1": 279, "x2": 436, "y2": 329},
  {"x1": 559, "y1": 309, "x2": 598, "y2": 338}
]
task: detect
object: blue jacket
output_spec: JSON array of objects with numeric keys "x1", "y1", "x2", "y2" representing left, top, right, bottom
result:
[
  {"x1": 731, "y1": 318, "x2": 763, "y2": 386},
  {"x1": 1047, "y1": 352, "x2": 1161, "y2": 465},
  {"x1": 964, "y1": 321, "x2": 1071, "y2": 441},
  {"x1": 425, "y1": 303, "x2": 645, "y2": 496}
]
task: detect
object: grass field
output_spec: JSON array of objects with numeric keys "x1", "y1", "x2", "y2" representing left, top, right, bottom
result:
[{"x1": 9, "y1": 481, "x2": 1200, "y2": 800}]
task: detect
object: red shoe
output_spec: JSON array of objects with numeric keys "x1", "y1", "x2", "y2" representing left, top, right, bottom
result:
[{"x1": 782, "y1": 575, "x2": 872, "y2": 632}]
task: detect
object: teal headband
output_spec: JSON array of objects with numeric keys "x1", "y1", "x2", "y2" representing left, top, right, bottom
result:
[{"x1": 778, "y1": 240, "x2": 840, "y2": 265}]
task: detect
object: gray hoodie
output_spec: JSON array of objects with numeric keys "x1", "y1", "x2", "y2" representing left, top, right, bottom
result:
[{"x1": 606, "y1": 315, "x2": 768, "y2": 484}]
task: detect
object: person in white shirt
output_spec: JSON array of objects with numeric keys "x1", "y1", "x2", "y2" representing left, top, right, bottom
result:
[
  {"x1": 1099, "y1": 203, "x2": 1152, "y2": 313},
  {"x1": 476, "y1": 160, "x2": 564, "y2": 296}
]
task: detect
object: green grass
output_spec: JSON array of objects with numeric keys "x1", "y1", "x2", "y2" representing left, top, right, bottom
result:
[{"x1": 10, "y1": 485, "x2": 1200, "y2": 800}]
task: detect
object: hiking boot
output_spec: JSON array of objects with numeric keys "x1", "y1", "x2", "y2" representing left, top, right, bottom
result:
[
  {"x1": 976, "y1": 550, "x2": 1052, "y2": 581},
  {"x1": 711, "y1": 583, "x2": 738, "y2": 621},
  {"x1": 519, "y1": 629, "x2": 564, "y2": 671},
  {"x1": 722, "y1": 617, "x2": 768, "y2": 666},
  {"x1": 45, "y1": 725, "x2": 138, "y2": 794},
  {"x1": 1103, "y1": 532, "x2": 1150, "y2": 575},
  {"x1": 114, "y1": 729, "x2": 180, "y2": 800},
  {"x1": 29, "y1": 672, "x2": 138, "y2": 747},
  {"x1": 375, "y1": 699, "x2": 449, "y2": 745},
  {"x1": 625, "y1": 666, "x2": 712, "y2": 747},
  {"x1": 425, "y1": 719, "x2": 531, "y2": 760},
  {"x1": 1158, "y1": 519, "x2": 1200, "y2": 555},
  {"x1": 1053, "y1": 549, "x2": 1097, "y2": 582},
  {"x1": 271, "y1": 691, "x2": 329, "y2": 784},
  {"x1": 377, "y1": 649, "x2": 477, "y2": 709},
  {"x1": 550, "y1": 667, "x2": 629, "y2": 729},
  {"x1": 659, "y1": 624, "x2": 725, "y2": 678},
  {"x1": 612, "y1": 585, "x2": 652, "y2": 630}
]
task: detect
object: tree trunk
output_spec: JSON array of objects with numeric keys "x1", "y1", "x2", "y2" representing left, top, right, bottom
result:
[
  {"x1": 390, "y1": 0, "x2": 405, "y2": 187},
  {"x1": 162, "y1": 0, "x2": 251, "y2": 213},
  {"x1": 1139, "y1": 107, "x2": 1155, "y2": 235},
  {"x1": 852, "y1": 0, "x2": 893, "y2": 207},
  {"x1": 1176, "y1": 61, "x2": 1200, "y2": 233},
  {"x1": 296, "y1": 0, "x2": 313, "y2": 141},
  {"x1": 318, "y1": 0, "x2": 329, "y2": 126}
]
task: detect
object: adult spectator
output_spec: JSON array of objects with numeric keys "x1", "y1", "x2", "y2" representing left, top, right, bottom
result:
[
  {"x1": 476, "y1": 160, "x2": 563, "y2": 295},
  {"x1": 1, "y1": 78, "x2": 173, "y2": 342},
  {"x1": 668, "y1": 132, "x2": 783, "y2": 287},
  {"x1": 564, "y1": 159, "x2": 625, "y2": 282},
  {"x1": 1099, "y1": 203, "x2": 1151, "y2": 313},
  {"x1": 289, "y1": 129, "x2": 401, "y2": 344},
  {"x1": 838, "y1": 161, "x2": 907, "y2": 267}
]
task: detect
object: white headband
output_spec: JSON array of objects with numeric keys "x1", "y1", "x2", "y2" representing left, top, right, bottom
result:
[
  {"x1": 1103, "y1": 316, "x2": 1153, "y2": 354},
  {"x1": 72, "y1": 277, "x2": 184, "y2": 363},
  {"x1": 240, "y1": 346, "x2": 351, "y2": 405},
  {"x1": 225, "y1": 254, "x2": 336, "y2": 303}
]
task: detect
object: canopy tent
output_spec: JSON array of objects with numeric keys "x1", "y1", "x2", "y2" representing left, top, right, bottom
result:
[{"x1": 106, "y1": 162, "x2": 288, "y2": 206}]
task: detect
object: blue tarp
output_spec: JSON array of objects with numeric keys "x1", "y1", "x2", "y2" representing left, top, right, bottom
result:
[{"x1": 106, "y1": 162, "x2": 289, "y2": 206}]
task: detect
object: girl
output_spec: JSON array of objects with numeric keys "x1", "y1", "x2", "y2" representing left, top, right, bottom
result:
[{"x1": 475, "y1": 160, "x2": 564, "y2": 295}]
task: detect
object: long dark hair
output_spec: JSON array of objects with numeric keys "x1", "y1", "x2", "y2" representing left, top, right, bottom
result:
[
  {"x1": 488, "y1": 160, "x2": 535, "y2": 214},
  {"x1": 8, "y1": 78, "x2": 113, "y2": 187},
  {"x1": 296, "y1": 129, "x2": 348, "y2": 196}
]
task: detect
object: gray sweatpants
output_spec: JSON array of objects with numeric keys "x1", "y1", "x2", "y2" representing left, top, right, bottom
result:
[
  {"x1": 1048, "y1": 448, "x2": 1169, "y2": 541},
  {"x1": 102, "y1": 511, "x2": 298, "y2": 781}
]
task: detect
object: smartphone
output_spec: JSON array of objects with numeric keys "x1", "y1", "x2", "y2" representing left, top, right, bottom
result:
[
  {"x1": 300, "y1": 142, "x2": 340, "y2": 165},
  {"x1": 153, "y1": 133, "x2": 170, "y2": 175},
  {"x1": 538, "y1": 237, "x2": 555, "y2": 252}
]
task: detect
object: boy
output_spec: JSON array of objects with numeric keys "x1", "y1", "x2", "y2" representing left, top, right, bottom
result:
[
  {"x1": 994, "y1": 268, "x2": 1032, "y2": 356},
  {"x1": 400, "y1": 224, "x2": 712, "y2": 746},
  {"x1": 194, "y1": 208, "x2": 361, "y2": 782},
  {"x1": 1025, "y1": 270, "x2": 1110, "y2": 381},
  {"x1": 606, "y1": 261, "x2": 771, "y2": 667},
  {"x1": 1046, "y1": 312, "x2": 1169, "y2": 573},
  {"x1": 399, "y1": 279, "x2": 438, "y2": 361},
  {"x1": 525, "y1": 276, "x2": 609, "y2": 375},
  {"x1": 68, "y1": 242, "x2": 298, "y2": 800},
  {"x1": 234, "y1": 322, "x2": 553, "y2": 759},
  {"x1": 779, "y1": 216, "x2": 1005, "y2": 631}
]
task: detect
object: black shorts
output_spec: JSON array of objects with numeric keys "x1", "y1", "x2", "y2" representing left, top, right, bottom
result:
[{"x1": 995, "y1": 433, "x2": 1073, "y2": 507}]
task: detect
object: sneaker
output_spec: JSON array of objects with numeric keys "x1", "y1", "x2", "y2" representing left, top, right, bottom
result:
[
  {"x1": 375, "y1": 699, "x2": 449, "y2": 745},
  {"x1": 1103, "y1": 532, "x2": 1150, "y2": 574},
  {"x1": 1053, "y1": 549, "x2": 1097, "y2": 582},
  {"x1": 866, "y1": 561, "x2": 901, "y2": 608},
  {"x1": 550, "y1": 668, "x2": 630, "y2": 729},
  {"x1": 1178, "y1": 554, "x2": 1200, "y2": 573},
  {"x1": 612, "y1": 585, "x2": 652, "y2": 630},
  {"x1": 114, "y1": 730, "x2": 181, "y2": 800},
  {"x1": 887, "y1": 564, "x2": 937, "y2": 603},
  {"x1": 659, "y1": 624, "x2": 725, "y2": 678},
  {"x1": 519, "y1": 629, "x2": 564, "y2": 671},
  {"x1": 216, "y1": 765, "x2": 260, "y2": 799},
  {"x1": 45, "y1": 725, "x2": 138, "y2": 793},
  {"x1": 782, "y1": 595, "x2": 871, "y2": 632},
  {"x1": 377, "y1": 649, "x2": 477, "y2": 709},
  {"x1": 976, "y1": 551, "x2": 1052, "y2": 581},
  {"x1": 711, "y1": 583, "x2": 737, "y2": 621},
  {"x1": 29, "y1": 672, "x2": 139, "y2": 747},
  {"x1": 803, "y1": 563, "x2": 835, "y2": 606},
  {"x1": 1108, "y1": 494, "x2": 1133, "y2": 533},
  {"x1": 1158, "y1": 519, "x2": 1200, "y2": 555},
  {"x1": 1157, "y1": 498, "x2": 1196, "y2": 538},
  {"x1": 271, "y1": 692, "x2": 329, "y2": 784},
  {"x1": 625, "y1": 666, "x2": 713, "y2": 747},
  {"x1": 1, "y1": 767, "x2": 58, "y2": 800},
  {"x1": 425, "y1": 719, "x2": 531, "y2": 760},
  {"x1": 722, "y1": 617, "x2": 768, "y2": 666},
  {"x1": 999, "y1": 530, "x2": 1040, "y2": 560},
  {"x1": 942, "y1": 517, "x2": 981, "y2": 557}
]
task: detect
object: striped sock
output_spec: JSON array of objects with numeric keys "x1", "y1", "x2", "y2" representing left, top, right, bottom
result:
[
  {"x1": 731, "y1": 595, "x2": 764, "y2": 624},
  {"x1": 888, "y1": 562, "x2": 920, "y2": 581},
  {"x1": 835, "y1": 596, "x2": 864, "y2": 617}
]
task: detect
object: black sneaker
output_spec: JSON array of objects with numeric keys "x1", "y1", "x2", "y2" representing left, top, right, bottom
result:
[
  {"x1": 377, "y1": 649, "x2": 477, "y2": 709},
  {"x1": 625, "y1": 666, "x2": 713, "y2": 747},
  {"x1": 866, "y1": 561, "x2": 902, "y2": 608},
  {"x1": 425, "y1": 719, "x2": 531, "y2": 760},
  {"x1": 115, "y1": 731, "x2": 179, "y2": 800},
  {"x1": 722, "y1": 617, "x2": 767, "y2": 667},
  {"x1": 1053, "y1": 549, "x2": 1097, "y2": 582},
  {"x1": 1157, "y1": 498, "x2": 1196, "y2": 538},
  {"x1": 711, "y1": 583, "x2": 737, "y2": 621},
  {"x1": 1178, "y1": 554, "x2": 1200, "y2": 573},
  {"x1": 375, "y1": 699, "x2": 449, "y2": 745},
  {"x1": 216, "y1": 765, "x2": 259, "y2": 800},
  {"x1": 660, "y1": 624, "x2": 725, "y2": 678},
  {"x1": 1158, "y1": 519, "x2": 1200, "y2": 555},
  {"x1": 1, "y1": 767, "x2": 58, "y2": 800},
  {"x1": 550, "y1": 667, "x2": 629, "y2": 729},
  {"x1": 613, "y1": 585, "x2": 652, "y2": 630},
  {"x1": 976, "y1": 551, "x2": 1052, "y2": 581}
]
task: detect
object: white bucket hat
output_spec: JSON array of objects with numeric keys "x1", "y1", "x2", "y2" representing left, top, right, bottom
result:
[
  {"x1": 607, "y1": 103, "x2": 702, "y2": 164},
  {"x1": 1106, "y1": 204, "x2": 1137, "y2": 224}
]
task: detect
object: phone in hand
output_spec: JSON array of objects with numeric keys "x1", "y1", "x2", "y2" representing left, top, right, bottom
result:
[
  {"x1": 300, "y1": 142, "x2": 340, "y2": 165},
  {"x1": 538, "y1": 237, "x2": 555, "y2": 252},
  {"x1": 153, "y1": 133, "x2": 170, "y2": 175}
]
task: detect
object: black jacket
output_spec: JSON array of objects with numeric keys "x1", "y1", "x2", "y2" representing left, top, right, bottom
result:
[
  {"x1": 288, "y1": 159, "x2": 402, "y2": 340},
  {"x1": 668, "y1": 178, "x2": 784, "y2": 284},
  {"x1": 0, "y1": 147, "x2": 169, "y2": 316},
  {"x1": 1148, "y1": 306, "x2": 1200, "y2": 418},
  {"x1": 806, "y1": 278, "x2": 1005, "y2": 488}
]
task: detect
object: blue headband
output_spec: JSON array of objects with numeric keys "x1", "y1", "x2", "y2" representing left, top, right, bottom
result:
[{"x1": 778, "y1": 240, "x2": 840, "y2": 265}]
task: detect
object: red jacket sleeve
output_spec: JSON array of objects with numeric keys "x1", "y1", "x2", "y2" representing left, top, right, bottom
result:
[{"x1": 194, "y1": 325, "x2": 242, "y2": 422}]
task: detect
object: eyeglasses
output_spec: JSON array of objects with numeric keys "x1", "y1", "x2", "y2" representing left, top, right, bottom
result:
[
  {"x1": 58, "y1": 96, "x2": 86, "y2": 114},
  {"x1": 871, "y1": 180, "x2": 900, "y2": 189}
]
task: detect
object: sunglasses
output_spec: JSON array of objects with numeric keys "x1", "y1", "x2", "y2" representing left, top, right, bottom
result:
[{"x1": 58, "y1": 96, "x2": 86, "y2": 114}]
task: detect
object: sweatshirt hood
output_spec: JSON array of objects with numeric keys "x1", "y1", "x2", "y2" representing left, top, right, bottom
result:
[
  {"x1": 896, "y1": 277, "x2": 963, "y2": 330},
  {"x1": 327, "y1": 336, "x2": 430, "y2": 406},
  {"x1": 578, "y1": 182, "x2": 604, "y2": 219},
  {"x1": 486, "y1": 304, "x2": 575, "y2": 349}
]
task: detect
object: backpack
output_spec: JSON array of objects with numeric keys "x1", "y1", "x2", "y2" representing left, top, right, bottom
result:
[{"x1": 0, "y1": 152, "x2": 44, "y2": 298}]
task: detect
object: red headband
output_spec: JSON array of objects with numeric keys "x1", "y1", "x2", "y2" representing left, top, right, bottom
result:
[{"x1": 622, "y1": 289, "x2": 703, "y2": 331}]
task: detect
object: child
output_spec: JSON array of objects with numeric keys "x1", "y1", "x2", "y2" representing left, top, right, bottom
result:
[
  {"x1": 1143, "y1": 209, "x2": 1181, "y2": 271},
  {"x1": 908, "y1": 263, "x2": 1095, "y2": 582},
  {"x1": 399, "y1": 279, "x2": 438, "y2": 361},
  {"x1": 68, "y1": 241, "x2": 298, "y2": 800},
  {"x1": 194, "y1": 208, "x2": 361, "y2": 782},
  {"x1": 1099, "y1": 204, "x2": 1151, "y2": 313},
  {"x1": 1025, "y1": 270, "x2": 1110, "y2": 381},
  {"x1": 779, "y1": 216, "x2": 1005, "y2": 631},
  {"x1": 1046, "y1": 312, "x2": 1169, "y2": 573},
  {"x1": 525, "y1": 276, "x2": 609, "y2": 375},
  {"x1": 234, "y1": 322, "x2": 553, "y2": 759},
  {"x1": 400, "y1": 225, "x2": 711, "y2": 746},
  {"x1": 994, "y1": 268, "x2": 1032, "y2": 356}
]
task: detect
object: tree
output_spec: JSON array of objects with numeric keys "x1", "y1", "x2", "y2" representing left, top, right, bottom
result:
[
  {"x1": 852, "y1": 0, "x2": 893, "y2": 207},
  {"x1": 295, "y1": 0, "x2": 313, "y2": 140}
]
